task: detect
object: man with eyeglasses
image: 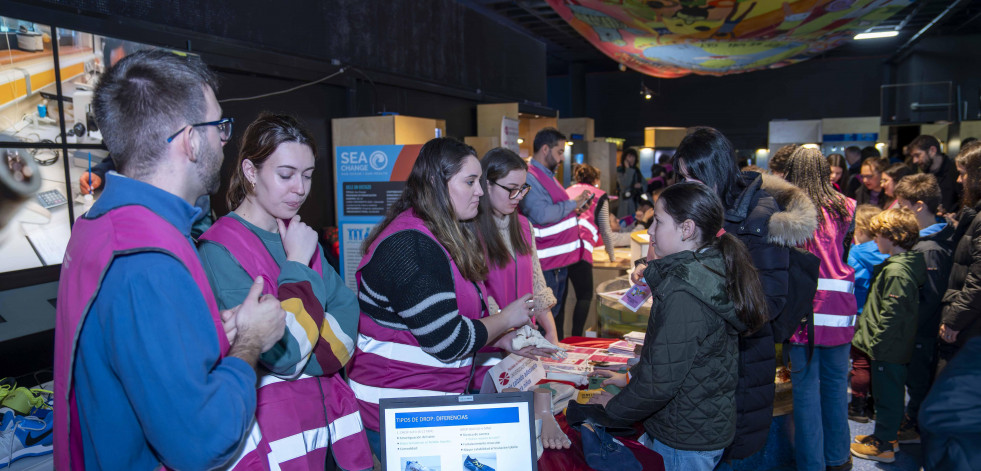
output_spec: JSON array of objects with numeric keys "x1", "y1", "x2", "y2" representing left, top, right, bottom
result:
[
  {"x1": 54, "y1": 50, "x2": 286, "y2": 470},
  {"x1": 78, "y1": 117, "x2": 231, "y2": 237},
  {"x1": 519, "y1": 127, "x2": 591, "y2": 338}
]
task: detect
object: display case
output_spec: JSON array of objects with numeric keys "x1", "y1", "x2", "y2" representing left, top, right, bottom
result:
[{"x1": 0, "y1": 15, "x2": 152, "y2": 278}]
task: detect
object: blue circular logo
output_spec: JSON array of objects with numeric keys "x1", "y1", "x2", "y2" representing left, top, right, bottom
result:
[{"x1": 369, "y1": 151, "x2": 388, "y2": 171}]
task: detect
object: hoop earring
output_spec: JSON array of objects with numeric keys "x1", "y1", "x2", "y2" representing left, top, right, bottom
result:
[{"x1": 248, "y1": 179, "x2": 256, "y2": 193}]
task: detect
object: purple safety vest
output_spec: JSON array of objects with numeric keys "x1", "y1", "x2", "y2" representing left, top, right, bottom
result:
[
  {"x1": 54, "y1": 206, "x2": 230, "y2": 471},
  {"x1": 199, "y1": 216, "x2": 372, "y2": 471},
  {"x1": 790, "y1": 199, "x2": 859, "y2": 347},
  {"x1": 526, "y1": 163, "x2": 583, "y2": 270},
  {"x1": 473, "y1": 214, "x2": 536, "y2": 390},
  {"x1": 566, "y1": 183, "x2": 607, "y2": 264},
  {"x1": 346, "y1": 209, "x2": 487, "y2": 431}
]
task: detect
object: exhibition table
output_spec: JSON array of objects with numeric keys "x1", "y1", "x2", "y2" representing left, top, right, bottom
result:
[{"x1": 536, "y1": 336, "x2": 664, "y2": 471}]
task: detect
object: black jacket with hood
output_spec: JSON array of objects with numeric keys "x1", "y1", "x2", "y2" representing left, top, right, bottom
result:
[{"x1": 723, "y1": 172, "x2": 817, "y2": 459}]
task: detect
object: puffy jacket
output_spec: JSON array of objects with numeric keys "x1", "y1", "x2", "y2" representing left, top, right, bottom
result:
[
  {"x1": 941, "y1": 203, "x2": 981, "y2": 346},
  {"x1": 915, "y1": 223, "x2": 955, "y2": 338},
  {"x1": 853, "y1": 250, "x2": 926, "y2": 363},
  {"x1": 724, "y1": 172, "x2": 817, "y2": 459},
  {"x1": 605, "y1": 247, "x2": 748, "y2": 451}
]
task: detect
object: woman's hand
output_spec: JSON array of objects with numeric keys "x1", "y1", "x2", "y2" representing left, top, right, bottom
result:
[
  {"x1": 496, "y1": 330, "x2": 563, "y2": 360},
  {"x1": 630, "y1": 264, "x2": 647, "y2": 285},
  {"x1": 278, "y1": 215, "x2": 318, "y2": 264},
  {"x1": 499, "y1": 293, "x2": 535, "y2": 330},
  {"x1": 588, "y1": 369, "x2": 628, "y2": 388}
]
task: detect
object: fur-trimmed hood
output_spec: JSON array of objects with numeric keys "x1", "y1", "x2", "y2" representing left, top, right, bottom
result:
[
  {"x1": 758, "y1": 173, "x2": 818, "y2": 247},
  {"x1": 725, "y1": 171, "x2": 817, "y2": 248}
]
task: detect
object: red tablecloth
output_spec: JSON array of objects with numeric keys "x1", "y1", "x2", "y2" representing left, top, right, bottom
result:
[{"x1": 536, "y1": 337, "x2": 665, "y2": 471}]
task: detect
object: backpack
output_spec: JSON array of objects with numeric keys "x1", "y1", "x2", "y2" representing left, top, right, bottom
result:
[{"x1": 771, "y1": 246, "x2": 820, "y2": 343}]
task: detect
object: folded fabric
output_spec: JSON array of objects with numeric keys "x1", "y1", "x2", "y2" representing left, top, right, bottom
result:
[{"x1": 580, "y1": 423, "x2": 642, "y2": 471}]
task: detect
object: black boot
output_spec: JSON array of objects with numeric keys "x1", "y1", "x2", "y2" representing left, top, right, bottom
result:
[{"x1": 849, "y1": 396, "x2": 869, "y2": 423}]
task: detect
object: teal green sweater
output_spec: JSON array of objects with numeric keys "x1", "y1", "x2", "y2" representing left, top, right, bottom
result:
[{"x1": 198, "y1": 213, "x2": 360, "y2": 377}]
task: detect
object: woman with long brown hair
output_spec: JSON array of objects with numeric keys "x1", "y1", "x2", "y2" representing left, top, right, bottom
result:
[{"x1": 346, "y1": 137, "x2": 553, "y2": 457}]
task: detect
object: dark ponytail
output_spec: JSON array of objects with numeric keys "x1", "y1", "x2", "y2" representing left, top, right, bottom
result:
[
  {"x1": 715, "y1": 232, "x2": 768, "y2": 335},
  {"x1": 658, "y1": 182, "x2": 768, "y2": 335}
]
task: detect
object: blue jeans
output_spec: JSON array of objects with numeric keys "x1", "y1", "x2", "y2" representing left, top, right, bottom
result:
[
  {"x1": 788, "y1": 344, "x2": 851, "y2": 471},
  {"x1": 647, "y1": 437, "x2": 723, "y2": 471},
  {"x1": 542, "y1": 266, "x2": 569, "y2": 333}
]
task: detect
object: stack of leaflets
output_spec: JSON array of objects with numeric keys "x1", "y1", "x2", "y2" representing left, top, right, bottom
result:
[
  {"x1": 540, "y1": 346, "x2": 634, "y2": 385},
  {"x1": 606, "y1": 340, "x2": 637, "y2": 355},
  {"x1": 623, "y1": 331, "x2": 646, "y2": 344}
]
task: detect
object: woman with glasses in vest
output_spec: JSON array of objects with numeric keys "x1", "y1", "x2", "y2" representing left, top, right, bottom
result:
[
  {"x1": 471, "y1": 147, "x2": 561, "y2": 391},
  {"x1": 346, "y1": 138, "x2": 555, "y2": 457},
  {"x1": 197, "y1": 114, "x2": 372, "y2": 470}
]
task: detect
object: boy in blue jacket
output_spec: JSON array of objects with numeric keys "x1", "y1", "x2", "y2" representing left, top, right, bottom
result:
[{"x1": 847, "y1": 204, "x2": 889, "y2": 422}]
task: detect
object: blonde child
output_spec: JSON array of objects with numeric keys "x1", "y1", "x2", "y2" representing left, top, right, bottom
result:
[
  {"x1": 847, "y1": 204, "x2": 889, "y2": 422},
  {"x1": 851, "y1": 208, "x2": 926, "y2": 463}
]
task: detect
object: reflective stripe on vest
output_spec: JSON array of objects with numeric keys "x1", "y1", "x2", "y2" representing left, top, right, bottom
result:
[
  {"x1": 533, "y1": 217, "x2": 578, "y2": 238},
  {"x1": 578, "y1": 219, "x2": 599, "y2": 243},
  {"x1": 817, "y1": 278, "x2": 855, "y2": 293},
  {"x1": 812, "y1": 313, "x2": 857, "y2": 328},
  {"x1": 527, "y1": 163, "x2": 582, "y2": 270}
]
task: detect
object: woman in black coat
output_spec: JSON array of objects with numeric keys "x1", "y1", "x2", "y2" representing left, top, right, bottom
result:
[
  {"x1": 673, "y1": 127, "x2": 817, "y2": 463},
  {"x1": 939, "y1": 143, "x2": 981, "y2": 371}
]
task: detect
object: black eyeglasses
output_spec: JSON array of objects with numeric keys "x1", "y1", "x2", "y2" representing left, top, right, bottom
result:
[
  {"x1": 492, "y1": 181, "x2": 531, "y2": 200},
  {"x1": 166, "y1": 117, "x2": 234, "y2": 143}
]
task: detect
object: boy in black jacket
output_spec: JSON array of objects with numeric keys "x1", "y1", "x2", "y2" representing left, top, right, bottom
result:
[{"x1": 893, "y1": 174, "x2": 955, "y2": 443}]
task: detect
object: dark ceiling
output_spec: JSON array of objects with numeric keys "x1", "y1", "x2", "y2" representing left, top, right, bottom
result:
[{"x1": 459, "y1": 0, "x2": 981, "y2": 76}]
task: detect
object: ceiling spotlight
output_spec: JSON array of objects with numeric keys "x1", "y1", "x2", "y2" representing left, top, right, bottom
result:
[
  {"x1": 854, "y1": 30, "x2": 898, "y2": 40},
  {"x1": 640, "y1": 82, "x2": 655, "y2": 101},
  {"x1": 517, "y1": 138, "x2": 524, "y2": 144}
]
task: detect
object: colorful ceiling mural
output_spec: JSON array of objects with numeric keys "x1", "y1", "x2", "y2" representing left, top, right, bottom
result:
[{"x1": 544, "y1": 0, "x2": 913, "y2": 78}]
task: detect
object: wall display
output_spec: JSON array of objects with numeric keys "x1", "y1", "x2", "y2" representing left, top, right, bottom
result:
[
  {"x1": 334, "y1": 144, "x2": 422, "y2": 290},
  {"x1": 544, "y1": 0, "x2": 911, "y2": 77}
]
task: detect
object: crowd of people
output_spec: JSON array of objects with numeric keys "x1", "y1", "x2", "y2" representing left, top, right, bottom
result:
[{"x1": 52, "y1": 50, "x2": 981, "y2": 471}]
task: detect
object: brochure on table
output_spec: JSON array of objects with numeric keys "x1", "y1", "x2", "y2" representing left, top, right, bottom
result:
[
  {"x1": 380, "y1": 392, "x2": 537, "y2": 471},
  {"x1": 334, "y1": 145, "x2": 422, "y2": 290}
]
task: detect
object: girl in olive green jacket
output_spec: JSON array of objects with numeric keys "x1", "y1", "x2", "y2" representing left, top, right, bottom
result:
[{"x1": 590, "y1": 182, "x2": 767, "y2": 471}]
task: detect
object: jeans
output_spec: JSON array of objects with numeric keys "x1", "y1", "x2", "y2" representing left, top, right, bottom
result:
[
  {"x1": 542, "y1": 267, "x2": 569, "y2": 335},
  {"x1": 647, "y1": 436, "x2": 723, "y2": 471},
  {"x1": 788, "y1": 343, "x2": 851, "y2": 471}
]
